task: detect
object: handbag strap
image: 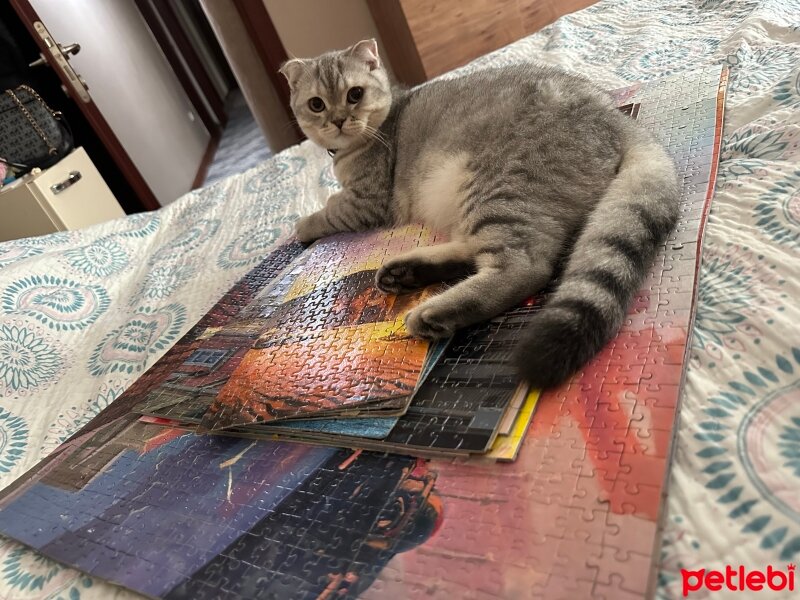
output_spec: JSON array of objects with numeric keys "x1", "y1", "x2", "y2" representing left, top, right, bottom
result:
[{"x1": 4, "y1": 85, "x2": 58, "y2": 156}]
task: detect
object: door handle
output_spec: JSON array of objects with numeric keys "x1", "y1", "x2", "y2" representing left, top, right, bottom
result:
[
  {"x1": 61, "y1": 43, "x2": 81, "y2": 57},
  {"x1": 51, "y1": 171, "x2": 82, "y2": 194},
  {"x1": 29, "y1": 43, "x2": 81, "y2": 68},
  {"x1": 31, "y1": 22, "x2": 91, "y2": 103}
]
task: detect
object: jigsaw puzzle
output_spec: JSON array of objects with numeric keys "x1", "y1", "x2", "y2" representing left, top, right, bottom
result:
[
  {"x1": 0, "y1": 65, "x2": 728, "y2": 599},
  {"x1": 245, "y1": 338, "x2": 448, "y2": 440},
  {"x1": 202, "y1": 228, "x2": 437, "y2": 429},
  {"x1": 0, "y1": 416, "x2": 441, "y2": 598},
  {"x1": 134, "y1": 223, "x2": 532, "y2": 456},
  {"x1": 133, "y1": 227, "x2": 445, "y2": 428},
  {"x1": 136, "y1": 279, "x2": 540, "y2": 456},
  {"x1": 237, "y1": 299, "x2": 545, "y2": 456}
]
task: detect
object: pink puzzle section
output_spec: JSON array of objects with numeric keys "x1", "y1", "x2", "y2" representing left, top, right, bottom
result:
[{"x1": 371, "y1": 65, "x2": 728, "y2": 599}]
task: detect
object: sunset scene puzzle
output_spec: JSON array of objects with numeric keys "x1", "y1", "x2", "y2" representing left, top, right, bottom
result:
[{"x1": 199, "y1": 225, "x2": 441, "y2": 431}]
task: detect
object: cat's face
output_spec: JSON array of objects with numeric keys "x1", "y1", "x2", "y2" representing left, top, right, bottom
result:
[{"x1": 280, "y1": 40, "x2": 392, "y2": 151}]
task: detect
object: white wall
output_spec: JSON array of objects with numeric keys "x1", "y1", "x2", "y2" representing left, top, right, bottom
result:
[
  {"x1": 264, "y1": 0, "x2": 393, "y2": 77},
  {"x1": 31, "y1": 0, "x2": 210, "y2": 205}
]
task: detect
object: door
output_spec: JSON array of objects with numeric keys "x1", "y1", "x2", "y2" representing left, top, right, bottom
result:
[
  {"x1": 11, "y1": 0, "x2": 211, "y2": 209},
  {"x1": 6, "y1": 0, "x2": 159, "y2": 212}
]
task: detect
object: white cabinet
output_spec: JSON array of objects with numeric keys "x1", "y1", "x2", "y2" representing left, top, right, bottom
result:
[{"x1": 0, "y1": 147, "x2": 125, "y2": 242}]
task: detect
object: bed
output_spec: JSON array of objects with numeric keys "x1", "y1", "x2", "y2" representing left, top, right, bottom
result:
[{"x1": 0, "y1": 0, "x2": 798, "y2": 597}]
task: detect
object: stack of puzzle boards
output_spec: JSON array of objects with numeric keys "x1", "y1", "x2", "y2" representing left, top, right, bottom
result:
[
  {"x1": 132, "y1": 225, "x2": 541, "y2": 461},
  {"x1": 0, "y1": 66, "x2": 728, "y2": 599}
]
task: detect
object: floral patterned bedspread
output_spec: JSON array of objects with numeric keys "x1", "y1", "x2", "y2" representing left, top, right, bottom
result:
[{"x1": 0, "y1": 0, "x2": 798, "y2": 597}]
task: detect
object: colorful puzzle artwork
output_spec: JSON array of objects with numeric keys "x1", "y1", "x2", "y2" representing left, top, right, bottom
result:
[
  {"x1": 203, "y1": 227, "x2": 439, "y2": 429},
  {"x1": 241, "y1": 301, "x2": 541, "y2": 456},
  {"x1": 133, "y1": 222, "x2": 533, "y2": 455},
  {"x1": 138, "y1": 225, "x2": 440, "y2": 431},
  {"x1": 139, "y1": 283, "x2": 541, "y2": 457},
  {"x1": 246, "y1": 338, "x2": 449, "y2": 441},
  {"x1": 0, "y1": 65, "x2": 727, "y2": 599},
  {"x1": 0, "y1": 417, "x2": 441, "y2": 599}
]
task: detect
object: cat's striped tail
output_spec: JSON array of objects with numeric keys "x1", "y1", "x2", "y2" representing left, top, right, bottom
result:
[{"x1": 515, "y1": 129, "x2": 680, "y2": 389}]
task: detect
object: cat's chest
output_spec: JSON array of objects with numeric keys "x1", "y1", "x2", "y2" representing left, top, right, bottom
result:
[
  {"x1": 405, "y1": 152, "x2": 472, "y2": 232},
  {"x1": 332, "y1": 158, "x2": 354, "y2": 188}
]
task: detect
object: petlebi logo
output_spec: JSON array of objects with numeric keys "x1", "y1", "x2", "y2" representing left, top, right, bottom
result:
[{"x1": 681, "y1": 564, "x2": 795, "y2": 596}]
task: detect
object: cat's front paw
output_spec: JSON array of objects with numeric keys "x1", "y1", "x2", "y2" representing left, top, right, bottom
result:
[
  {"x1": 295, "y1": 215, "x2": 321, "y2": 243},
  {"x1": 376, "y1": 261, "x2": 426, "y2": 295},
  {"x1": 404, "y1": 305, "x2": 456, "y2": 339}
]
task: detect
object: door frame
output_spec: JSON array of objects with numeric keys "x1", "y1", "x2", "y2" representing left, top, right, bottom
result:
[
  {"x1": 366, "y1": 0, "x2": 427, "y2": 86},
  {"x1": 11, "y1": 0, "x2": 160, "y2": 211},
  {"x1": 230, "y1": 0, "x2": 302, "y2": 139},
  {"x1": 135, "y1": 0, "x2": 224, "y2": 139}
]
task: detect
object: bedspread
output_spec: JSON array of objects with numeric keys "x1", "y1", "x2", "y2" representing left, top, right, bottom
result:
[{"x1": 0, "y1": 0, "x2": 798, "y2": 597}]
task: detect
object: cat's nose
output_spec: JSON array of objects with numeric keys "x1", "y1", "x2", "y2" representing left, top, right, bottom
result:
[{"x1": 332, "y1": 118, "x2": 345, "y2": 129}]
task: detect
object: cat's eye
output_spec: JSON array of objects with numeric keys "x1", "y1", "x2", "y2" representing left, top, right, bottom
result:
[
  {"x1": 346, "y1": 87, "x2": 364, "y2": 104},
  {"x1": 308, "y1": 97, "x2": 325, "y2": 112}
]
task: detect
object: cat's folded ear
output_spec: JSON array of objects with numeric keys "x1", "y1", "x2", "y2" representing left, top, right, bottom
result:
[
  {"x1": 347, "y1": 39, "x2": 380, "y2": 71},
  {"x1": 279, "y1": 59, "x2": 308, "y2": 91}
]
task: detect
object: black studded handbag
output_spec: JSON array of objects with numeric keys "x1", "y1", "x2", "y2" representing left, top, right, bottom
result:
[{"x1": 0, "y1": 84, "x2": 73, "y2": 172}]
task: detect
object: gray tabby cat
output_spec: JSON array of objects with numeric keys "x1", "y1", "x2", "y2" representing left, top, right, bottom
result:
[{"x1": 280, "y1": 40, "x2": 679, "y2": 388}]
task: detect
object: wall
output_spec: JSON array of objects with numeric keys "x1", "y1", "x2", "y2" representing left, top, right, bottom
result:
[
  {"x1": 31, "y1": 0, "x2": 210, "y2": 205},
  {"x1": 264, "y1": 0, "x2": 393, "y2": 77}
]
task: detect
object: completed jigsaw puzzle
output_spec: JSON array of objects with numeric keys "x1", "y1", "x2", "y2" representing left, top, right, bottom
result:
[
  {"x1": 0, "y1": 65, "x2": 728, "y2": 598},
  {"x1": 144, "y1": 225, "x2": 437, "y2": 429},
  {"x1": 132, "y1": 223, "x2": 537, "y2": 457}
]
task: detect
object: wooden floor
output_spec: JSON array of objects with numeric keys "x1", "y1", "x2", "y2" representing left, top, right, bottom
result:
[{"x1": 373, "y1": 0, "x2": 599, "y2": 82}]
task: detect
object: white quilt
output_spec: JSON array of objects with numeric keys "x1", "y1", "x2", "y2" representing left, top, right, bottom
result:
[{"x1": 0, "y1": 0, "x2": 798, "y2": 597}]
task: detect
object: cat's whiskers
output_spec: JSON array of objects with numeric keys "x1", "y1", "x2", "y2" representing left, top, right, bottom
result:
[
  {"x1": 282, "y1": 117, "x2": 302, "y2": 133},
  {"x1": 363, "y1": 129, "x2": 390, "y2": 152},
  {"x1": 361, "y1": 123, "x2": 391, "y2": 151}
]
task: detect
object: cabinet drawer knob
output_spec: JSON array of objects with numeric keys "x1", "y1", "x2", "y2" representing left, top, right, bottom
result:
[{"x1": 50, "y1": 171, "x2": 82, "y2": 194}]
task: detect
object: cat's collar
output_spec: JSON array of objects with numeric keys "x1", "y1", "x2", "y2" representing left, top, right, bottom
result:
[{"x1": 327, "y1": 149, "x2": 337, "y2": 157}]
